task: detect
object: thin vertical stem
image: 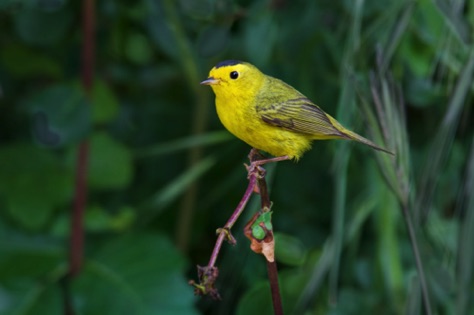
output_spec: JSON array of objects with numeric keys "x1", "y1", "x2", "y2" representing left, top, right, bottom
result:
[
  {"x1": 64, "y1": 1, "x2": 94, "y2": 314},
  {"x1": 266, "y1": 261, "x2": 283, "y2": 315},
  {"x1": 252, "y1": 151, "x2": 283, "y2": 315},
  {"x1": 402, "y1": 203, "x2": 432, "y2": 315},
  {"x1": 69, "y1": 0, "x2": 94, "y2": 277},
  {"x1": 69, "y1": 143, "x2": 89, "y2": 276}
]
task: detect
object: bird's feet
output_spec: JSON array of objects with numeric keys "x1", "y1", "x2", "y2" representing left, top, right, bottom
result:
[{"x1": 245, "y1": 149, "x2": 290, "y2": 179}]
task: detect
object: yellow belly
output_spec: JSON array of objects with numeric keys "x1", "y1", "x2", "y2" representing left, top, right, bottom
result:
[{"x1": 215, "y1": 97, "x2": 311, "y2": 160}]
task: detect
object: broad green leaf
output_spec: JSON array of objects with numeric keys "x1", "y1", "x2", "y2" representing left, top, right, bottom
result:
[
  {"x1": 125, "y1": 32, "x2": 153, "y2": 65},
  {"x1": 86, "y1": 132, "x2": 133, "y2": 190},
  {"x1": 274, "y1": 232, "x2": 307, "y2": 266},
  {"x1": 73, "y1": 233, "x2": 199, "y2": 315},
  {"x1": 0, "y1": 238, "x2": 65, "y2": 315},
  {"x1": 84, "y1": 205, "x2": 135, "y2": 232},
  {"x1": 91, "y1": 79, "x2": 120, "y2": 124},
  {"x1": 145, "y1": 0, "x2": 178, "y2": 58},
  {"x1": 237, "y1": 252, "x2": 323, "y2": 315},
  {"x1": 51, "y1": 205, "x2": 136, "y2": 237},
  {"x1": 13, "y1": 5, "x2": 73, "y2": 46},
  {"x1": 23, "y1": 83, "x2": 91, "y2": 147},
  {"x1": 0, "y1": 238, "x2": 65, "y2": 281},
  {"x1": 0, "y1": 144, "x2": 74, "y2": 229},
  {"x1": 0, "y1": 44, "x2": 62, "y2": 78}
]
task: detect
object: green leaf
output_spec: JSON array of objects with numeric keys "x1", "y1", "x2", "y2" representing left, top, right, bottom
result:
[
  {"x1": 13, "y1": 5, "x2": 73, "y2": 46},
  {"x1": 274, "y1": 232, "x2": 307, "y2": 267},
  {"x1": 87, "y1": 132, "x2": 133, "y2": 190},
  {"x1": 73, "y1": 233, "x2": 199, "y2": 315},
  {"x1": 84, "y1": 205, "x2": 135, "y2": 232},
  {"x1": 0, "y1": 43, "x2": 62, "y2": 78},
  {"x1": 433, "y1": 0, "x2": 470, "y2": 46},
  {"x1": 0, "y1": 237, "x2": 66, "y2": 315},
  {"x1": 125, "y1": 32, "x2": 153, "y2": 65},
  {"x1": 145, "y1": 0, "x2": 178, "y2": 58},
  {"x1": 237, "y1": 256, "x2": 323, "y2": 315},
  {"x1": 0, "y1": 238, "x2": 64, "y2": 281},
  {"x1": 91, "y1": 79, "x2": 120, "y2": 124},
  {"x1": 236, "y1": 281, "x2": 273, "y2": 315},
  {"x1": 24, "y1": 83, "x2": 91, "y2": 147},
  {"x1": 0, "y1": 144, "x2": 74, "y2": 229}
]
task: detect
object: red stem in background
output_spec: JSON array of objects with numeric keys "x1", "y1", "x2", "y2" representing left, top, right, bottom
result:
[
  {"x1": 69, "y1": 142, "x2": 89, "y2": 276},
  {"x1": 69, "y1": 0, "x2": 95, "y2": 277},
  {"x1": 82, "y1": 0, "x2": 95, "y2": 92}
]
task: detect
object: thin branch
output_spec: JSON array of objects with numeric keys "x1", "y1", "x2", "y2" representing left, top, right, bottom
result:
[
  {"x1": 191, "y1": 149, "x2": 284, "y2": 314},
  {"x1": 401, "y1": 203, "x2": 433, "y2": 315},
  {"x1": 65, "y1": 1, "x2": 94, "y2": 314},
  {"x1": 190, "y1": 164, "x2": 257, "y2": 299},
  {"x1": 252, "y1": 151, "x2": 283, "y2": 315},
  {"x1": 69, "y1": 0, "x2": 94, "y2": 278}
]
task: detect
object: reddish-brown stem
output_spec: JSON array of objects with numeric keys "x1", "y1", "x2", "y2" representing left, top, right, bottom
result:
[
  {"x1": 192, "y1": 148, "x2": 285, "y2": 312},
  {"x1": 253, "y1": 152, "x2": 284, "y2": 315},
  {"x1": 69, "y1": 143, "x2": 89, "y2": 276},
  {"x1": 69, "y1": 0, "x2": 95, "y2": 277},
  {"x1": 81, "y1": 0, "x2": 95, "y2": 91},
  {"x1": 64, "y1": 1, "x2": 94, "y2": 314},
  {"x1": 266, "y1": 260, "x2": 283, "y2": 315},
  {"x1": 207, "y1": 174, "x2": 257, "y2": 268}
]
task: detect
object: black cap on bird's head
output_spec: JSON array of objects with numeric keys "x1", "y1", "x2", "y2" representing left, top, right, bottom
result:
[
  {"x1": 214, "y1": 60, "x2": 243, "y2": 69},
  {"x1": 200, "y1": 60, "x2": 245, "y2": 85}
]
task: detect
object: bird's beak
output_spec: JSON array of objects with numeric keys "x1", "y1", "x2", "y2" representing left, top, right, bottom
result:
[{"x1": 200, "y1": 77, "x2": 219, "y2": 85}]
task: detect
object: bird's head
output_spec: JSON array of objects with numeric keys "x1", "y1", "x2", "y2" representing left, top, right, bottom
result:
[{"x1": 201, "y1": 60, "x2": 265, "y2": 100}]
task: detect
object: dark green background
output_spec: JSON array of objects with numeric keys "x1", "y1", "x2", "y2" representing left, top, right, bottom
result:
[{"x1": 0, "y1": 0, "x2": 473, "y2": 314}]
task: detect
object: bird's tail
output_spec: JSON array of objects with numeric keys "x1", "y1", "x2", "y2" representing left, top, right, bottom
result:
[{"x1": 328, "y1": 116, "x2": 395, "y2": 155}]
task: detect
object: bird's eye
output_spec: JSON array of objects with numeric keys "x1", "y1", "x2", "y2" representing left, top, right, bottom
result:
[{"x1": 230, "y1": 71, "x2": 239, "y2": 79}]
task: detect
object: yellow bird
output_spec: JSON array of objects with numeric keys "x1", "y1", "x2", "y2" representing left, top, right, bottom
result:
[{"x1": 201, "y1": 60, "x2": 393, "y2": 162}]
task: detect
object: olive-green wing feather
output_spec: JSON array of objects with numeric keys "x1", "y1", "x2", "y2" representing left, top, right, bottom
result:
[
  {"x1": 257, "y1": 96, "x2": 346, "y2": 138},
  {"x1": 255, "y1": 77, "x2": 394, "y2": 154}
]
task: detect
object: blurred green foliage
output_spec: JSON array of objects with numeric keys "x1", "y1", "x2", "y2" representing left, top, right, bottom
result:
[{"x1": 1, "y1": 0, "x2": 474, "y2": 314}]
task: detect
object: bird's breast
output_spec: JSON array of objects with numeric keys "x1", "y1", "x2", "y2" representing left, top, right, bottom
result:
[{"x1": 214, "y1": 95, "x2": 311, "y2": 159}]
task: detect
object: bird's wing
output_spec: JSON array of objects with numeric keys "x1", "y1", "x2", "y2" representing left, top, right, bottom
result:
[{"x1": 256, "y1": 96, "x2": 345, "y2": 138}]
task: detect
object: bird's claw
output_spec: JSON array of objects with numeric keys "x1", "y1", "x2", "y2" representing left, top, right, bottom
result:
[{"x1": 245, "y1": 162, "x2": 266, "y2": 179}]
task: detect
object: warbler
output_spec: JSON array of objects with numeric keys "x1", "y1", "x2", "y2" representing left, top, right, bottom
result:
[{"x1": 201, "y1": 60, "x2": 393, "y2": 162}]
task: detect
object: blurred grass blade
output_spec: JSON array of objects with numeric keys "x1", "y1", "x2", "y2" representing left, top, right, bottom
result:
[
  {"x1": 294, "y1": 238, "x2": 335, "y2": 313},
  {"x1": 329, "y1": 0, "x2": 364, "y2": 303},
  {"x1": 134, "y1": 131, "x2": 232, "y2": 158},
  {"x1": 381, "y1": 1, "x2": 415, "y2": 72},
  {"x1": 361, "y1": 59, "x2": 433, "y2": 314},
  {"x1": 417, "y1": 48, "x2": 474, "y2": 221},
  {"x1": 355, "y1": 77, "x2": 401, "y2": 199},
  {"x1": 405, "y1": 274, "x2": 422, "y2": 315},
  {"x1": 138, "y1": 155, "x2": 216, "y2": 223},
  {"x1": 296, "y1": 192, "x2": 378, "y2": 312},
  {"x1": 456, "y1": 136, "x2": 474, "y2": 315},
  {"x1": 375, "y1": 180, "x2": 403, "y2": 304},
  {"x1": 433, "y1": 0, "x2": 470, "y2": 46}
]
